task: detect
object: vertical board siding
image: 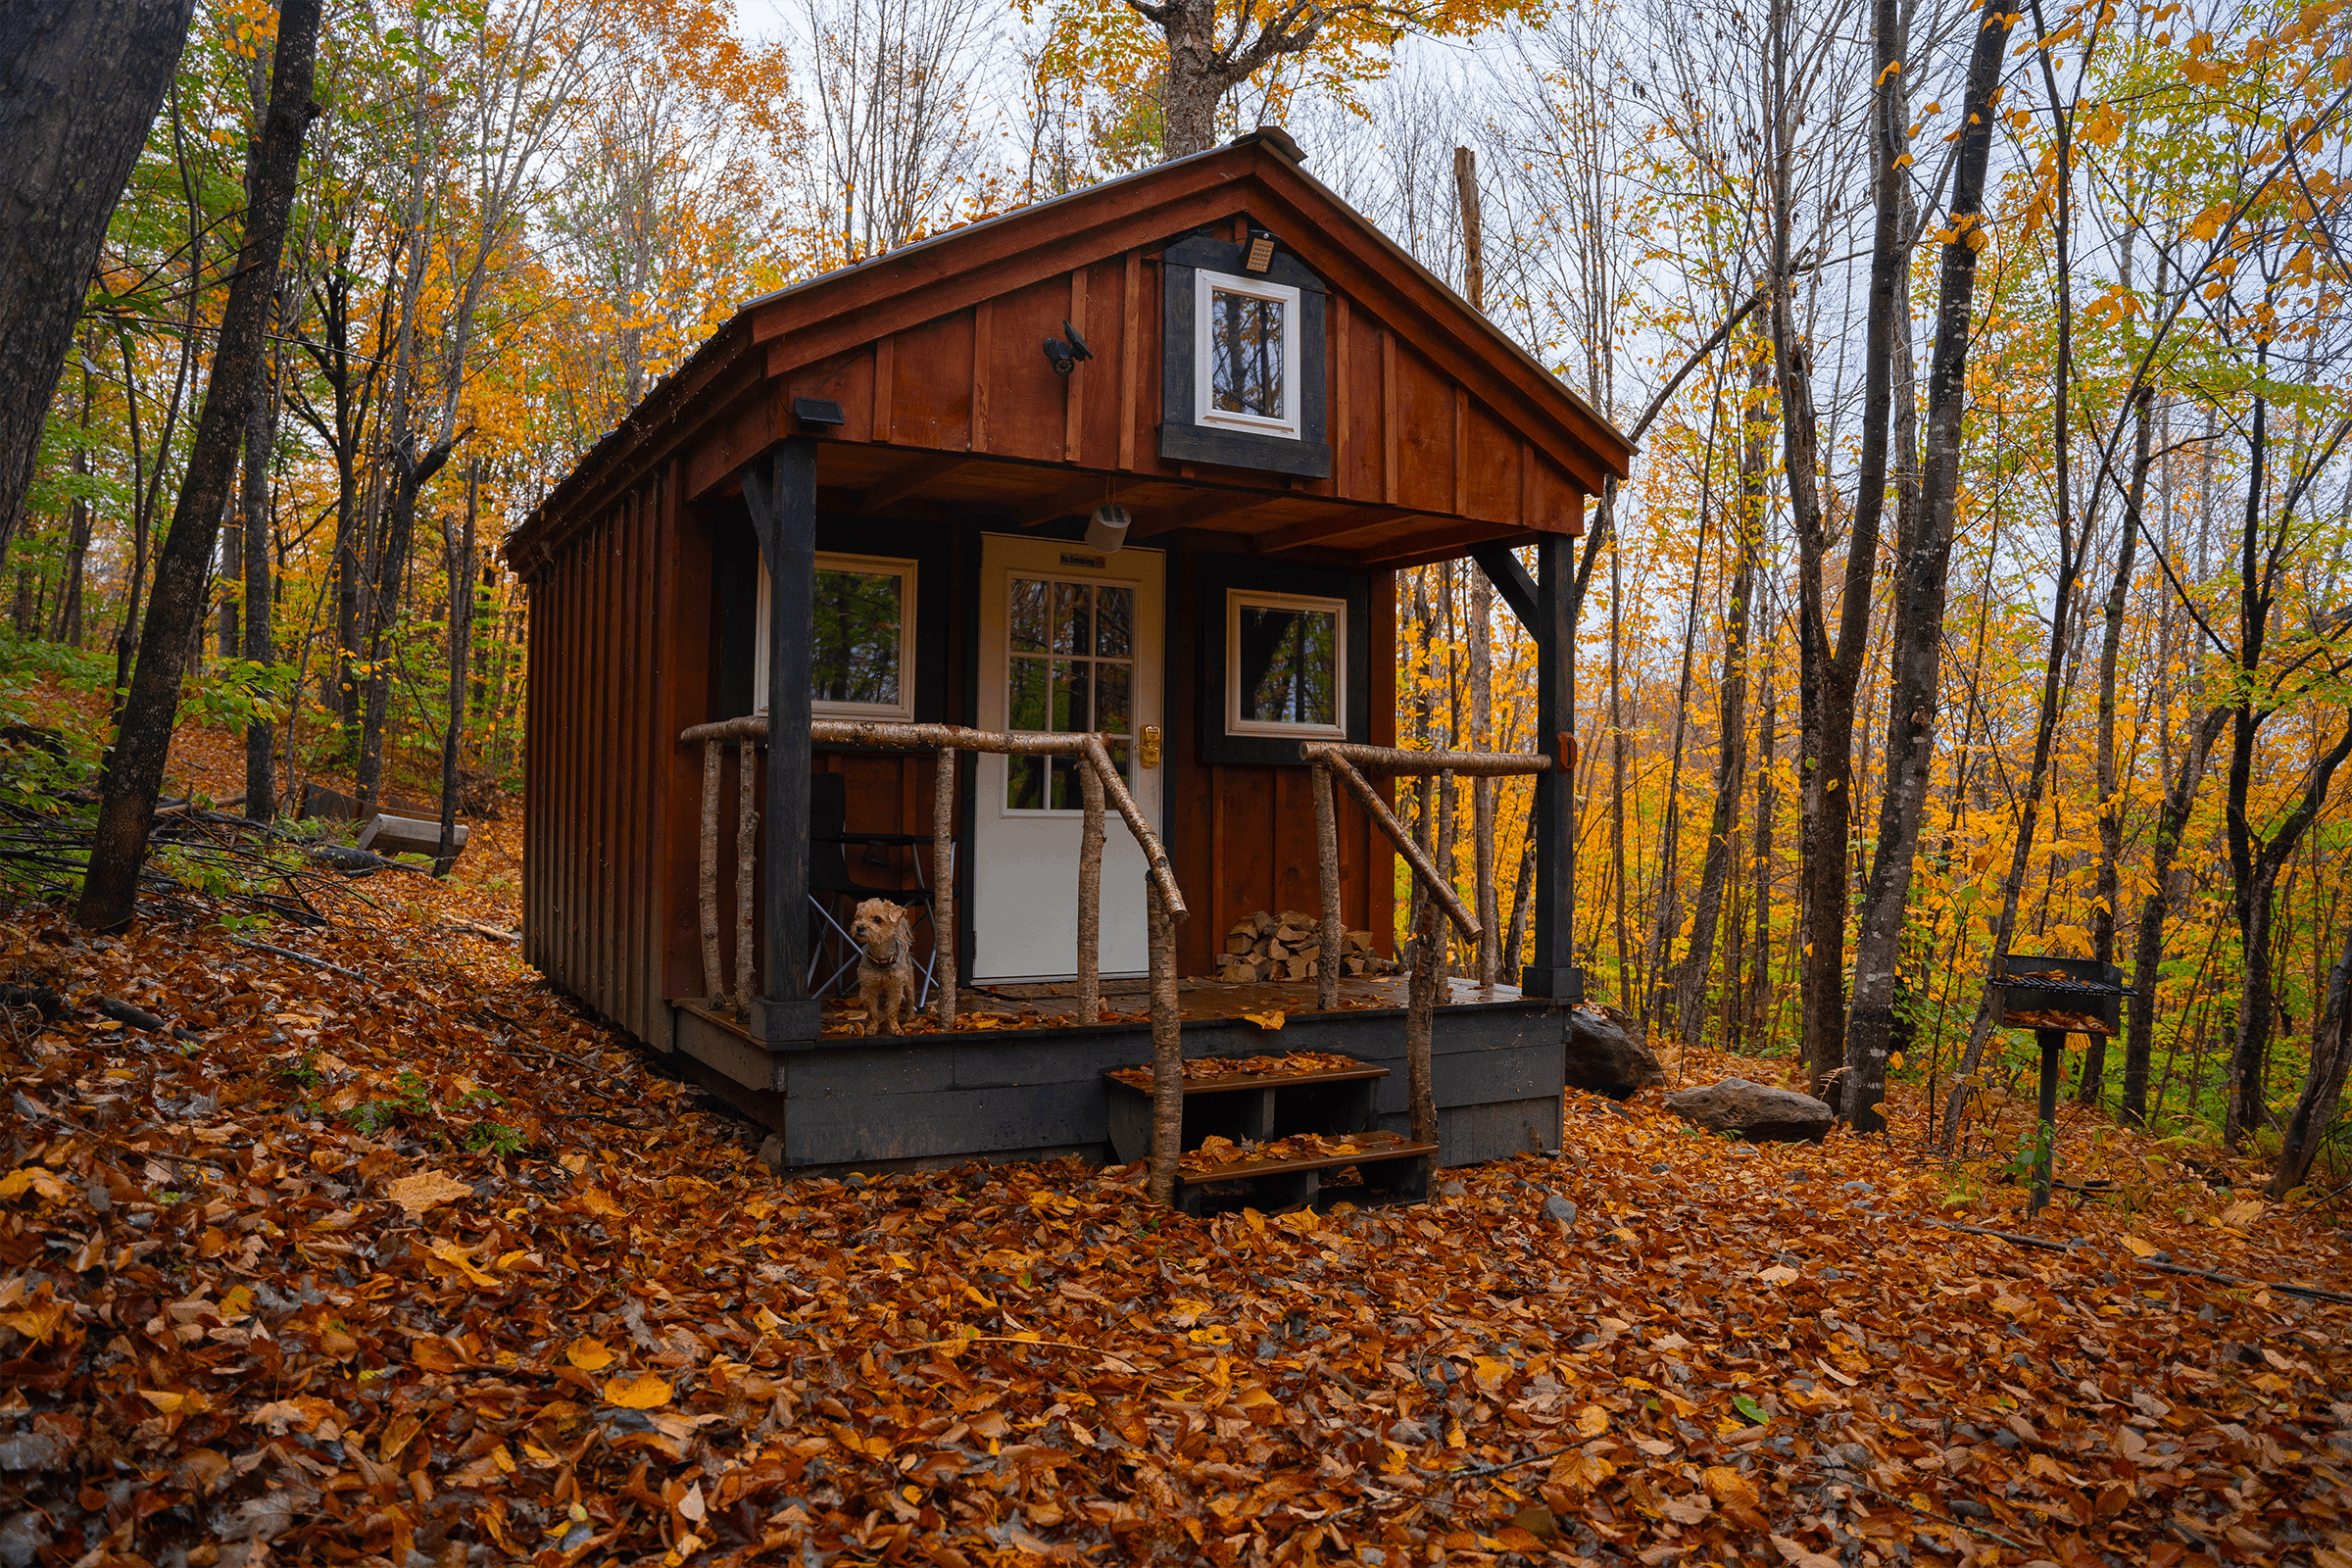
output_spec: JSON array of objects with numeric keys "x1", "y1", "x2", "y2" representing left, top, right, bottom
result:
[{"x1": 521, "y1": 483, "x2": 675, "y2": 1048}]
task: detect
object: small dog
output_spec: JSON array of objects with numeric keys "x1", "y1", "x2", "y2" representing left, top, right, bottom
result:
[{"x1": 850, "y1": 898, "x2": 915, "y2": 1036}]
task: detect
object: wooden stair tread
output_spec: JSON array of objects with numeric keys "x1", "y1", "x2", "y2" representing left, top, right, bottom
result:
[
  {"x1": 1105, "y1": 1062, "x2": 1388, "y2": 1097},
  {"x1": 1179, "y1": 1131, "x2": 1436, "y2": 1186}
]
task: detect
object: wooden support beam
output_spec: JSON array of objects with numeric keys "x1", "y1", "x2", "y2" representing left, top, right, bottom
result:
[
  {"x1": 1127, "y1": 487, "x2": 1268, "y2": 540},
  {"x1": 858, "y1": 454, "x2": 977, "y2": 514},
  {"x1": 1525, "y1": 533, "x2": 1580, "y2": 1002},
  {"x1": 1252, "y1": 506, "x2": 1417, "y2": 555},
  {"x1": 1014, "y1": 475, "x2": 1143, "y2": 529},
  {"x1": 740, "y1": 441, "x2": 823, "y2": 1045},
  {"x1": 1467, "y1": 541, "x2": 1539, "y2": 635}
]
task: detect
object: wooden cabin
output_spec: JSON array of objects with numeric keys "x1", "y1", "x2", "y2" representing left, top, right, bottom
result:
[{"x1": 503, "y1": 128, "x2": 1634, "y2": 1177}]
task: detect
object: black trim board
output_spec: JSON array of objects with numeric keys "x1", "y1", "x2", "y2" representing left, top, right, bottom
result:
[
  {"x1": 1159, "y1": 232, "x2": 1332, "y2": 479},
  {"x1": 1194, "y1": 554, "x2": 1370, "y2": 766}
]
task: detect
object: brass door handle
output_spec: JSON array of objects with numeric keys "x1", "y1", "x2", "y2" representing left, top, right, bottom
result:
[{"x1": 1139, "y1": 724, "x2": 1162, "y2": 768}]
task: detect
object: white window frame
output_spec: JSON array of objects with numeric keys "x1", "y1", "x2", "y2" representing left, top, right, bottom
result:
[
  {"x1": 1195, "y1": 268, "x2": 1302, "y2": 440},
  {"x1": 757, "y1": 551, "x2": 917, "y2": 720},
  {"x1": 1225, "y1": 589, "x2": 1347, "y2": 738}
]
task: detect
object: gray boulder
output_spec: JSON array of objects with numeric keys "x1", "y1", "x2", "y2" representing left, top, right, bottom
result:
[
  {"x1": 1564, "y1": 1005, "x2": 1667, "y2": 1099},
  {"x1": 1663, "y1": 1077, "x2": 1834, "y2": 1142}
]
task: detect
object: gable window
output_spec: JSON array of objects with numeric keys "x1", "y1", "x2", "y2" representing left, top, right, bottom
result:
[
  {"x1": 1159, "y1": 232, "x2": 1330, "y2": 478},
  {"x1": 756, "y1": 552, "x2": 915, "y2": 719},
  {"x1": 1226, "y1": 590, "x2": 1345, "y2": 737},
  {"x1": 1196, "y1": 270, "x2": 1301, "y2": 440}
]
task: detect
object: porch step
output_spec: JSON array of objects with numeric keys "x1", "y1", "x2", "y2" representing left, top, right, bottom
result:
[
  {"x1": 1102, "y1": 1053, "x2": 1386, "y2": 1167},
  {"x1": 1174, "y1": 1130, "x2": 1436, "y2": 1216}
]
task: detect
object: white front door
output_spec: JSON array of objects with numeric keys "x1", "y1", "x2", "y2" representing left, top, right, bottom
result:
[{"x1": 971, "y1": 534, "x2": 1165, "y2": 983}]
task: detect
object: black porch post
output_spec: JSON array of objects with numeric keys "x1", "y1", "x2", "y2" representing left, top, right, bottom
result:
[
  {"x1": 1524, "y1": 532, "x2": 1582, "y2": 1002},
  {"x1": 743, "y1": 440, "x2": 822, "y2": 1046}
]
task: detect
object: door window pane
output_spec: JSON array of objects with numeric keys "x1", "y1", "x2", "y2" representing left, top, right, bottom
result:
[
  {"x1": 1005, "y1": 755, "x2": 1046, "y2": 810},
  {"x1": 1095, "y1": 662, "x2": 1130, "y2": 737},
  {"x1": 1053, "y1": 582, "x2": 1092, "y2": 656},
  {"x1": 1009, "y1": 577, "x2": 1051, "y2": 654},
  {"x1": 1007, "y1": 657, "x2": 1049, "y2": 731},
  {"x1": 1096, "y1": 585, "x2": 1133, "y2": 658}
]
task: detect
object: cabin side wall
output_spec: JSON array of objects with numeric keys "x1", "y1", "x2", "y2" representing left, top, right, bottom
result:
[{"x1": 521, "y1": 463, "x2": 684, "y2": 1049}]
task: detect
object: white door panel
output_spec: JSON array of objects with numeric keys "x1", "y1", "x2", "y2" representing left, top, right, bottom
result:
[{"x1": 972, "y1": 535, "x2": 1164, "y2": 983}]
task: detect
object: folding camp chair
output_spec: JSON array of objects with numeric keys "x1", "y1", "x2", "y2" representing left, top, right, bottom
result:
[{"x1": 806, "y1": 771, "x2": 949, "y2": 1004}]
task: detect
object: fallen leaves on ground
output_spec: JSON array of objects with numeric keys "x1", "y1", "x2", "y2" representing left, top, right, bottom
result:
[{"x1": 3, "y1": 706, "x2": 2352, "y2": 1566}]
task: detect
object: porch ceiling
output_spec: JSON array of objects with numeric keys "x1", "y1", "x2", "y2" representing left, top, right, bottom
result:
[{"x1": 797, "y1": 443, "x2": 1538, "y2": 566}]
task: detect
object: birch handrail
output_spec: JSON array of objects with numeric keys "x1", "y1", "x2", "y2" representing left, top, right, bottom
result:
[{"x1": 1301, "y1": 739, "x2": 1553, "y2": 1152}]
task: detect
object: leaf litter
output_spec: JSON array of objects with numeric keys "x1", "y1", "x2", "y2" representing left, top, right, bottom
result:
[{"x1": 3, "y1": 723, "x2": 2352, "y2": 1566}]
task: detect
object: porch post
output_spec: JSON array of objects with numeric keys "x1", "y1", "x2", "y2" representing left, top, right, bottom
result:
[
  {"x1": 1523, "y1": 533, "x2": 1582, "y2": 1002},
  {"x1": 743, "y1": 439, "x2": 822, "y2": 1046}
]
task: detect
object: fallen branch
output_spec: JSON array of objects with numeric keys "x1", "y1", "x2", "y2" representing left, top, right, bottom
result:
[
  {"x1": 227, "y1": 937, "x2": 362, "y2": 979},
  {"x1": 1916, "y1": 1215, "x2": 2352, "y2": 1305},
  {"x1": 93, "y1": 995, "x2": 200, "y2": 1043}
]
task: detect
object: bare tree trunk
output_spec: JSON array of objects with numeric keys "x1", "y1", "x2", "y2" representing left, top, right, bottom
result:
[
  {"x1": 0, "y1": 0, "x2": 198, "y2": 568},
  {"x1": 1749, "y1": 651, "x2": 1777, "y2": 1048},
  {"x1": 76, "y1": 0, "x2": 321, "y2": 931},
  {"x1": 435, "y1": 460, "x2": 477, "y2": 874},
  {"x1": 1842, "y1": 0, "x2": 2015, "y2": 1130},
  {"x1": 1675, "y1": 360, "x2": 1766, "y2": 1044},
  {"x1": 2270, "y1": 919, "x2": 2352, "y2": 1199},
  {"x1": 2122, "y1": 708, "x2": 2225, "y2": 1124},
  {"x1": 1608, "y1": 521, "x2": 1632, "y2": 1004},
  {"x1": 2080, "y1": 385, "x2": 2154, "y2": 1102},
  {"x1": 242, "y1": 337, "x2": 281, "y2": 820}
]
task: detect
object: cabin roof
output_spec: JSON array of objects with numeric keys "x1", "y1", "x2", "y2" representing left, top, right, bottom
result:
[{"x1": 507, "y1": 128, "x2": 1635, "y2": 574}]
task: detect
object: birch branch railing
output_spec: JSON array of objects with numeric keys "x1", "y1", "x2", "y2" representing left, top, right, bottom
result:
[
  {"x1": 677, "y1": 715, "x2": 1197, "y2": 1206},
  {"x1": 1301, "y1": 741, "x2": 1553, "y2": 1148}
]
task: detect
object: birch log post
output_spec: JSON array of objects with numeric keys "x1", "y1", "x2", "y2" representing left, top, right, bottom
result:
[
  {"x1": 1312, "y1": 760, "x2": 1344, "y2": 1011},
  {"x1": 933, "y1": 746, "x2": 956, "y2": 1030},
  {"x1": 1406, "y1": 878, "x2": 1443, "y2": 1149},
  {"x1": 1078, "y1": 753, "x2": 1104, "y2": 1024},
  {"x1": 1147, "y1": 887, "x2": 1184, "y2": 1206},
  {"x1": 736, "y1": 741, "x2": 759, "y2": 1016},
  {"x1": 699, "y1": 737, "x2": 722, "y2": 1002}
]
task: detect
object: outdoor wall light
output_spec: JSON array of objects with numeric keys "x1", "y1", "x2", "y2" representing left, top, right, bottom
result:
[
  {"x1": 1244, "y1": 234, "x2": 1276, "y2": 272},
  {"x1": 1043, "y1": 320, "x2": 1094, "y2": 376}
]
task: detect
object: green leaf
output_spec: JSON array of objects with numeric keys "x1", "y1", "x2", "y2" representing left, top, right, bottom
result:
[{"x1": 1733, "y1": 1395, "x2": 1770, "y2": 1426}]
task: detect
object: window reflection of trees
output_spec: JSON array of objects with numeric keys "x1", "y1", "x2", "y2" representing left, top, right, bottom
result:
[
  {"x1": 1006, "y1": 576, "x2": 1137, "y2": 809},
  {"x1": 810, "y1": 569, "x2": 902, "y2": 706},
  {"x1": 1238, "y1": 605, "x2": 1335, "y2": 726},
  {"x1": 1211, "y1": 290, "x2": 1284, "y2": 419}
]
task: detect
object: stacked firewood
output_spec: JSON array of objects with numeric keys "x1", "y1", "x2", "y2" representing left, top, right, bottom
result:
[{"x1": 1216, "y1": 909, "x2": 1394, "y2": 983}]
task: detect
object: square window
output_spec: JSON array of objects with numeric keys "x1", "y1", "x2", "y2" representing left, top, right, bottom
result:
[
  {"x1": 755, "y1": 552, "x2": 916, "y2": 720},
  {"x1": 1195, "y1": 269, "x2": 1301, "y2": 440},
  {"x1": 1226, "y1": 590, "x2": 1345, "y2": 737}
]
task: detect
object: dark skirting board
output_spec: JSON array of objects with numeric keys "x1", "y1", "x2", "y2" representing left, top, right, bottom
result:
[{"x1": 669, "y1": 995, "x2": 1567, "y2": 1174}]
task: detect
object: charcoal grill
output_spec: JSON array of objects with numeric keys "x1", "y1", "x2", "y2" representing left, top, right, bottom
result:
[{"x1": 1992, "y1": 955, "x2": 2130, "y2": 1219}]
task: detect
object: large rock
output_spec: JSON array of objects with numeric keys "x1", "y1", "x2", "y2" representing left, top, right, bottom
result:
[
  {"x1": 1564, "y1": 1005, "x2": 1667, "y2": 1100},
  {"x1": 1663, "y1": 1077, "x2": 1834, "y2": 1142}
]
